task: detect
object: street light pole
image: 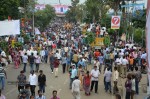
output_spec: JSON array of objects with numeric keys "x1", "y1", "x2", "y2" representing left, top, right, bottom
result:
[
  {"x1": 32, "y1": 0, "x2": 35, "y2": 35},
  {"x1": 59, "y1": 0, "x2": 61, "y2": 5},
  {"x1": 33, "y1": 10, "x2": 35, "y2": 35}
]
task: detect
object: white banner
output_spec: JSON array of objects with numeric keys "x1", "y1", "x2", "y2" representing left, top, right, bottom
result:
[
  {"x1": 35, "y1": 27, "x2": 41, "y2": 34},
  {"x1": 0, "y1": 20, "x2": 20, "y2": 36},
  {"x1": 111, "y1": 16, "x2": 121, "y2": 29}
]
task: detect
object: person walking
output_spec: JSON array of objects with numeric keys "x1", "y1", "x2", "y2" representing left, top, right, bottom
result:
[
  {"x1": 115, "y1": 56, "x2": 122, "y2": 77},
  {"x1": 70, "y1": 65, "x2": 77, "y2": 89},
  {"x1": 50, "y1": 90, "x2": 60, "y2": 99},
  {"x1": 115, "y1": 93, "x2": 121, "y2": 99},
  {"x1": 98, "y1": 53, "x2": 104, "y2": 72},
  {"x1": 90, "y1": 66, "x2": 100, "y2": 93},
  {"x1": 38, "y1": 70, "x2": 46, "y2": 94},
  {"x1": 83, "y1": 71, "x2": 91, "y2": 96},
  {"x1": 35, "y1": 90, "x2": 46, "y2": 99},
  {"x1": 22, "y1": 53, "x2": 28, "y2": 72},
  {"x1": 35, "y1": 53, "x2": 41, "y2": 73},
  {"x1": 125, "y1": 74, "x2": 132, "y2": 99},
  {"x1": 0, "y1": 89, "x2": 6, "y2": 99},
  {"x1": 113, "y1": 67, "x2": 119, "y2": 94},
  {"x1": 0, "y1": 63, "x2": 7, "y2": 90},
  {"x1": 14, "y1": 52, "x2": 20, "y2": 69},
  {"x1": 104, "y1": 68, "x2": 112, "y2": 93},
  {"x1": 40, "y1": 48, "x2": 45, "y2": 63},
  {"x1": 29, "y1": 70, "x2": 37, "y2": 96},
  {"x1": 29, "y1": 53, "x2": 35, "y2": 72},
  {"x1": 72, "y1": 76, "x2": 81, "y2": 99},
  {"x1": 131, "y1": 74, "x2": 135, "y2": 99},
  {"x1": 53, "y1": 57, "x2": 60, "y2": 77},
  {"x1": 44, "y1": 48, "x2": 49, "y2": 63},
  {"x1": 49, "y1": 53, "x2": 55, "y2": 73},
  {"x1": 61, "y1": 55, "x2": 67, "y2": 73},
  {"x1": 17, "y1": 71, "x2": 26, "y2": 93},
  {"x1": 134, "y1": 66, "x2": 142, "y2": 95},
  {"x1": 121, "y1": 56, "x2": 128, "y2": 78}
]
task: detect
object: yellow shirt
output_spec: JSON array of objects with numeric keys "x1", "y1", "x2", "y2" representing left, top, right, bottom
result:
[
  {"x1": 110, "y1": 53, "x2": 114, "y2": 59},
  {"x1": 73, "y1": 54, "x2": 78, "y2": 62}
]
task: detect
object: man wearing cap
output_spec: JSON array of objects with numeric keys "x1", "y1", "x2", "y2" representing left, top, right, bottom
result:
[{"x1": 90, "y1": 66, "x2": 100, "y2": 93}]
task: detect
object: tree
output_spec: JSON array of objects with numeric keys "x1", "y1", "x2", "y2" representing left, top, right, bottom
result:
[
  {"x1": 106, "y1": 0, "x2": 122, "y2": 15},
  {"x1": 134, "y1": 28, "x2": 145, "y2": 46},
  {"x1": 84, "y1": 0, "x2": 100, "y2": 22},
  {"x1": 34, "y1": 5, "x2": 56, "y2": 31},
  {"x1": 85, "y1": 32, "x2": 95, "y2": 44},
  {"x1": 66, "y1": 0, "x2": 79, "y2": 22},
  {"x1": 132, "y1": 9, "x2": 146, "y2": 29},
  {"x1": 0, "y1": 0, "x2": 20, "y2": 20}
]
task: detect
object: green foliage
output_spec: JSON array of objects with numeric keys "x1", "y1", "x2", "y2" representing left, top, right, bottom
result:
[
  {"x1": 34, "y1": 5, "x2": 56, "y2": 31},
  {"x1": 14, "y1": 42, "x2": 23, "y2": 48},
  {"x1": 0, "y1": 0, "x2": 20, "y2": 20},
  {"x1": 132, "y1": 9, "x2": 146, "y2": 29},
  {"x1": 134, "y1": 28, "x2": 145, "y2": 45},
  {"x1": 0, "y1": 41, "x2": 8, "y2": 54},
  {"x1": 22, "y1": 34, "x2": 30, "y2": 44},
  {"x1": 108, "y1": 28, "x2": 115, "y2": 35},
  {"x1": 100, "y1": 15, "x2": 111, "y2": 28},
  {"x1": 85, "y1": 0, "x2": 100, "y2": 22},
  {"x1": 66, "y1": 0, "x2": 79, "y2": 22},
  {"x1": 104, "y1": 36, "x2": 110, "y2": 46},
  {"x1": 85, "y1": 32, "x2": 95, "y2": 44},
  {"x1": 19, "y1": 0, "x2": 29, "y2": 7}
]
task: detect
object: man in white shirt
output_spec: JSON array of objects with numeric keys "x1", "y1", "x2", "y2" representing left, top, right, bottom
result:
[
  {"x1": 27, "y1": 49, "x2": 31, "y2": 56},
  {"x1": 33, "y1": 49, "x2": 38, "y2": 57},
  {"x1": 94, "y1": 59, "x2": 100, "y2": 70},
  {"x1": 115, "y1": 57, "x2": 122, "y2": 77},
  {"x1": 104, "y1": 68, "x2": 112, "y2": 93},
  {"x1": 40, "y1": 48, "x2": 45, "y2": 62},
  {"x1": 90, "y1": 66, "x2": 100, "y2": 93},
  {"x1": 72, "y1": 76, "x2": 81, "y2": 99},
  {"x1": 121, "y1": 56, "x2": 128, "y2": 78},
  {"x1": 55, "y1": 50, "x2": 61, "y2": 60},
  {"x1": 22, "y1": 53, "x2": 28, "y2": 72},
  {"x1": 29, "y1": 70, "x2": 37, "y2": 96}
]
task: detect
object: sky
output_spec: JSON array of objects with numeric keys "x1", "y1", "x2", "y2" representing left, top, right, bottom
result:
[
  {"x1": 37, "y1": 0, "x2": 147, "y2": 7},
  {"x1": 37, "y1": 0, "x2": 86, "y2": 5}
]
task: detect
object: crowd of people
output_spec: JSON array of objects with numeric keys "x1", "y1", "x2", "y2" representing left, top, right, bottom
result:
[{"x1": 0, "y1": 18, "x2": 147, "y2": 99}]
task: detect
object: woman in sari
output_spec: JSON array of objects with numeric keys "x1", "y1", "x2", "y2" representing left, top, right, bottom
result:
[
  {"x1": 83, "y1": 71, "x2": 91, "y2": 96},
  {"x1": 13, "y1": 52, "x2": 20, "y2": 69}
]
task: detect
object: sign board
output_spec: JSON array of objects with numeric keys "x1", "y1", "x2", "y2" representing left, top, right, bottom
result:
[
  {"x1": 0, "y1": 20, "x2": 20, "y2": 36},
  {"x1": 90, "y1": 37, "x2": 104, "y2": 47},
  {"x1": 35, "y1": 4, "x2": 46, "y2": 10},
  {"x1": 52, "y1": 5, "x2": 69, "y2": 15},
  {"x1": 111, "y1": 16, "x2": 121, "y2": 29}
]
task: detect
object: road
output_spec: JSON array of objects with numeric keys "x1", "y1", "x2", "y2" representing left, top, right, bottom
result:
[{"x1": 2, "y1": 63, "x2": 147, "y2": 99}]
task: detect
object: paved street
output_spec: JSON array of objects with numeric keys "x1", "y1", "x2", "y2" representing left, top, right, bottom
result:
[{"x1": 2, "y1": 63, "x2": 147, "y2": 99}]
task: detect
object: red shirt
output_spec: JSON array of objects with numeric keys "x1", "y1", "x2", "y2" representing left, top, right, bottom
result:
[
  {"x1": 54, "y1": 60, "x2": 59, "y2": 68},
  {"x1": 83, "y1": 75, "x2": 91, "y2": 86},
  {"x1": 94, "y1": 51, "x2": 100, "y2": 58}
]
